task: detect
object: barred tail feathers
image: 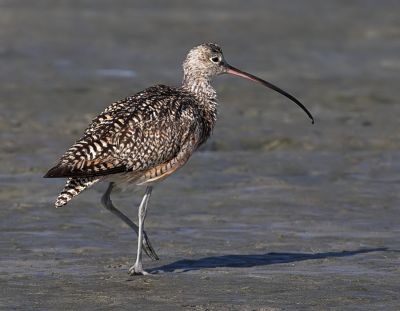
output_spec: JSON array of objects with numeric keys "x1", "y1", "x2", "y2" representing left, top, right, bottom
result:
[{"x1": 55, "y1": 177, "x2": 99, "y2": 207}]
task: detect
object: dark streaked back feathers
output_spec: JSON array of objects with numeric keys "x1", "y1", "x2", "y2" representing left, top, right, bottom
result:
[{"x1": 44, "y1": 85, "x2": 206, "y2": 179}]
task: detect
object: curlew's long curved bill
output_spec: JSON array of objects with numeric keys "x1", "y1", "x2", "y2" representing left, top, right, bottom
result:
[{"x1": 225, "y1": 64, "x2": 314, "y2": 124}]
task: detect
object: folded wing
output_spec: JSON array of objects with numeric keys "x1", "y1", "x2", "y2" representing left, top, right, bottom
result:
[{"x1": 44, "y1": 85, "x2": 198, "y2": 179}]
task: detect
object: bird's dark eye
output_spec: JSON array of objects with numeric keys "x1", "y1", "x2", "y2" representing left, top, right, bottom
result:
[{"x1": 211, "y1": 56, "x2": 220, "y2": 63}]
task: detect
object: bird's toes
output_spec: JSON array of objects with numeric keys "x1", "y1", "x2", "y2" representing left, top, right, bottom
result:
[{"x1": 128, "y1": 264, "x2": 150, "y2": 276}]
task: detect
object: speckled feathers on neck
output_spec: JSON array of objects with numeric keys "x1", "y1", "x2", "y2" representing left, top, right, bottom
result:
[
  {"x1": 180, "y1": 43, "x2": 224, "y2": 132},
  {"x1": 182, "y1": 43, "x2": 226, "y2": 104}
]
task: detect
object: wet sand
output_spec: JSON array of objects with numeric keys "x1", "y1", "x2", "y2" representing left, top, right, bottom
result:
[{"x1": 1, "y1": 1, "x2": 400, "y2": 310}]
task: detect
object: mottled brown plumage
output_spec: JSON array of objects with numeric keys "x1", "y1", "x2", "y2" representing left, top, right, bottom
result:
[
  {"x1": 47, "y1": 86, "x2": 213, "y2": 174},
  {"x1": 45, "y1": 43, "x2": 313, "y2": 275}
]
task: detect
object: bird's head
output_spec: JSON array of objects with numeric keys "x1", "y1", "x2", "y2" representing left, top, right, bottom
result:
[
  {"x1": 183, "y1": 43, "x2": 227, "y2": 79},
  {"x1": 183, "y1": 42, "x2": 314, "y2": 124}
]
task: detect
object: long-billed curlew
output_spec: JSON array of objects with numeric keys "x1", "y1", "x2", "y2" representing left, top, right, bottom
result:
[{"x1": 44, "y1": 43, "x2": 314, "y2": 275}]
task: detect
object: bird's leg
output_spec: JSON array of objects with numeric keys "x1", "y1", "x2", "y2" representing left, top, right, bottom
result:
[
  {"x1": 129, "y1": 186, "x2": 153, "y2": 276},
  {"x1": 101, "y1": 182, "x2": 159, "y2": 261}
]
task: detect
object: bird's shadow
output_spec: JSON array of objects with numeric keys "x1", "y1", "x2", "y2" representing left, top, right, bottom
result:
[{"x1": 150, "y1": 247, "x2": 389, "y2": 273}]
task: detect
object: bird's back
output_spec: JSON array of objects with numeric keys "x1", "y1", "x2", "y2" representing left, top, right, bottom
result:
[{"x1": 45, "y1": 84, "x2": 214, "y2": 206}]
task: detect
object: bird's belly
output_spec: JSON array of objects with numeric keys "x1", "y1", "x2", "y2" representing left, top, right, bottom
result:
[
  {"x1": 108, "y1": 150, "x2": 191, "y2": 188},
  {"x1": 137, "y1": 158, "x2": 183, "y2": 185}
]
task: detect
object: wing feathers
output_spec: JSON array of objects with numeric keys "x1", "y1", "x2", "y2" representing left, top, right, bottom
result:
[
  {"x1": 45, "y1": 85, "x2": 199, "y2": 179},
  {"x1": 44, "y1": 163, "x2": 127, "y2": 178}
]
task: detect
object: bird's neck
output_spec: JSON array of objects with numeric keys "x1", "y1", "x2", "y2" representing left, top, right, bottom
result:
[
  {"x1": 183, "y1": 73, "x2": 216, "y2": 98},
  {"x1": 182, "y1": 74, "x2": 217, "y2": 111},
  {"x1": 182, "y1": 74, "x2": 218, "y2": 142}
]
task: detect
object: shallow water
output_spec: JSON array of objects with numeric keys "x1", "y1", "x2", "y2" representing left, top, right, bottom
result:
[{"x1": 1, "y1": 1, "x2": 400, "y2": 310}]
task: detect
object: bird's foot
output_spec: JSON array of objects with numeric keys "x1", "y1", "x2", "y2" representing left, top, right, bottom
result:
[{"x1": 129, "y1": 263, "x2": 150, "y2": 276}]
